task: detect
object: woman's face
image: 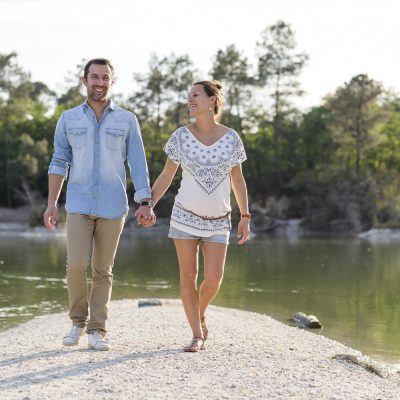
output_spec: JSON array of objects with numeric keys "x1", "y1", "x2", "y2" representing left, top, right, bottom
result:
[{"x1": 187, "y1": 84, "x2": 215, "y2": 118}]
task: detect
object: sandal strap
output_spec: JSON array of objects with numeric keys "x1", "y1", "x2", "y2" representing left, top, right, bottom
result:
[
  {"x1": 200, "y1": 317, "x2": 208, "y2": 340},
  {"x1": 184, "y1": 336, "x2": 205, "y2": 351}
]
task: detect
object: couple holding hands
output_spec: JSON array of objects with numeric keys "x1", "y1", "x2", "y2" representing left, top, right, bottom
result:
[{"x1": 43, "y1": 58, "x2": 250, "y2": 352}]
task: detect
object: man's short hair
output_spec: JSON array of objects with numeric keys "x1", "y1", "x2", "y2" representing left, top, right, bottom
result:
[{"x1": 84, "y1": 58, "x2": 114, "y2": 79}]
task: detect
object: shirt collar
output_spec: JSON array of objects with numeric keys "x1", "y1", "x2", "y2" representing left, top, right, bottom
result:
[{"x1": 83, "y1": 98, "x2": 116, "y2": 112}]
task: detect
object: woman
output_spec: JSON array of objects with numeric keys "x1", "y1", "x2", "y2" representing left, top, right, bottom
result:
[{"x1": 150, "y1": 80, "x2": 250, "y2": 352}]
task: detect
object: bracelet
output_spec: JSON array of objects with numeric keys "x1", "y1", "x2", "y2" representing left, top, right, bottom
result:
[{"x1": 241, "y1": 213, "x2": 251, "y2": 220}]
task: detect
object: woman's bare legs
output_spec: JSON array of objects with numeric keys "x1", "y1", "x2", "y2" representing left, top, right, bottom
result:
[
  {"x1": 173, "y1": 239, "x2": 203, "y2": 338},
  {"x1": 199, "y1": 242, "x2": 228, "y2": 325}
]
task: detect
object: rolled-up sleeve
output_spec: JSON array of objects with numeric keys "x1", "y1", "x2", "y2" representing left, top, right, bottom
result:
[
  {"x1": 126, "y1": 114, "x2": 151, "y2": 203},
  {"x1": 48, "y1": 113, "x2": 71, "y2": 178}
]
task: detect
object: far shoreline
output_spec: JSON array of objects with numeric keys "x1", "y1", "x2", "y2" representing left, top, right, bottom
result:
[
  {"x1": 1, "y1": 205, "x2": 400, "y2": 239},
  {"x1": 2, "y1": 220, "x2": 400, "y2": 241}
]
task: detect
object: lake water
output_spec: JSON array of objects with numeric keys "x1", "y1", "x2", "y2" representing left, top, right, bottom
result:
[{"x1": 1, "y1": 228, "x2": 400, "y2": 364}]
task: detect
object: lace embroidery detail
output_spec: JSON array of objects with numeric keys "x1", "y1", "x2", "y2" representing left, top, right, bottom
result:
[
  {"x1": 164, "y1": 127, "x2": 247, "y2": 194},
  {"x1": 171, "y1": 203, "x2": 231, "y2": 232},
  {"x1": 163, "y1": 134, "x2": 180, "y2": 163}
]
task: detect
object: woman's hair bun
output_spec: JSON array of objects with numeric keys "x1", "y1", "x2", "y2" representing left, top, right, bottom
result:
[{"x1": 211, "y1": 80, "x2": 223, "y2": 90}]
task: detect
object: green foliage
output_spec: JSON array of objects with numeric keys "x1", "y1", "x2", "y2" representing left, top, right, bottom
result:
[
  {"x1": 326, "y1": 74, "x2": 383, "y2": 176},
  {"x1": 290, "y1": 170, "x2": 377, "y2": 232},
  {"x1": 256, "y1": 20, "x2": 309, "y2": 188},
  {"x1": 0, "y1": 52, "x2": 57, "y2": 207},
  {"x1": 57, "y1": 59, "x2": 86, "y2": 109},
  {"x1": 210, "y1": 44, "x2": 253, "y2": 131},
  {"x1": 297, "y1": 106, "x2": 335, "y2": 171},
  {"x1": 1, "y1": 26, "x2": 400, "y2": 232}
]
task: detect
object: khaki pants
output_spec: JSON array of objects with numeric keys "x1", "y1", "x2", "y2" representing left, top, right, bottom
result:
[{"x1": 66, "y1": 213, "x2": 126, "y2": 334}]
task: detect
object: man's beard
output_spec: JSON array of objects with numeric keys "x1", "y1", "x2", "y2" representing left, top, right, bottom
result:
[{"x1": 89, "y1": 87, "x2": 109, "y2": 102}]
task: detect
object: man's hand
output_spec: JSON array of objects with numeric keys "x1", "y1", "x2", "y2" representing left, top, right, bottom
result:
[
  {"x1": 135, "y1": 206, "x2": 156, "y2": 228},
  {"x1": 43, "y1": 205, "x2": 58, "y2": 231}
]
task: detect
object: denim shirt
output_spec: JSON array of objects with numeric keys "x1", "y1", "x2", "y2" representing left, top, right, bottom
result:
[{"x1": 48, "y1": 100, "x2": 151, "y2": 219}]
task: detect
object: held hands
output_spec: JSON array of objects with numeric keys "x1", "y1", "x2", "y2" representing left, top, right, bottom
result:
[
  {"x1": 237, "y1": 218, "x2": 250, "y2": 245},
  {"x1": 135, "y1": 206, "x2": 156, "y2": 228},
  {"x1": 43, "y1": 205, "x2": 58, "y2": 231}
]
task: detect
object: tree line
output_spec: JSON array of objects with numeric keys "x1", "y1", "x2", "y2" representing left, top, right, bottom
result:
[{"x1": 1, "y1": 20, "x2": 399, "y2": 233}]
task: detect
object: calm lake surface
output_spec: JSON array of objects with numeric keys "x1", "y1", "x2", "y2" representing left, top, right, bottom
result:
[{"x1": 1, "y1": 228, "x2": 400, "y2": 363}]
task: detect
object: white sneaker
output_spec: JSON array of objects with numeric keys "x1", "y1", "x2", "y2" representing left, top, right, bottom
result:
[
  {"x1": 62, "y1": 325, "x2": 86, "y2": 346},
  {"x1": 88, "y1": 331, "x2": 110, "y2": 351}
]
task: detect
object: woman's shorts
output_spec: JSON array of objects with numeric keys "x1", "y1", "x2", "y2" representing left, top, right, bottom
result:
[{"x1": 168, "y1": 225, "x2": 230, "y2": 245}]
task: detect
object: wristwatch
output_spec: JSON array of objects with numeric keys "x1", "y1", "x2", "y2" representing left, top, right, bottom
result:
[{"x1": 140, "y1": 199, "x2": 154, "y2": 208}]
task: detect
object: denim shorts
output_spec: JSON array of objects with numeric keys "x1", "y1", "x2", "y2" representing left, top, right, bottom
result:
[{"x1": 168, "y1": 225, "x2": 230, "y2": 245}]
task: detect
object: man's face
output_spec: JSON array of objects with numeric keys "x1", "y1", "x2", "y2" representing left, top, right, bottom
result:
[{"x1": 82, "y1": 64, "x2": 114, "y2": 102}]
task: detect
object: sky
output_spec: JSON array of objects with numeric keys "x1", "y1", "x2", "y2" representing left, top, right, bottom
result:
[{"x1": 1, "y1": 0, "x2": 399, "y2": 110}]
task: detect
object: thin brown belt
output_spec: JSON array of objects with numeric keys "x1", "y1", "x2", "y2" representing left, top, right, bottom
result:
[{"x1": 176, "y1": 203, "x2": 231, "y2": 221}]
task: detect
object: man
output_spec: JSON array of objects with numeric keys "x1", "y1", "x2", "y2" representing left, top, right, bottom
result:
[{"x1": 43, "y1": 58, "x2": 155, "y2": 351}]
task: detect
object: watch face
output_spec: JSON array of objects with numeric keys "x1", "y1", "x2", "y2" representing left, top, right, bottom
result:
[{"x1": 141, "y1": 200, "x2": 154, "y2": 207}]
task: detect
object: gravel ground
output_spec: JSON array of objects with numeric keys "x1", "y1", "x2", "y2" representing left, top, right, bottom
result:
[{"x1": 0, "y1": 299, "x2": 399, "y2": 400}]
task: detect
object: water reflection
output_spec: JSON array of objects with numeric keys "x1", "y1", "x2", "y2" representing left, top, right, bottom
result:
[{"x1": 0, "y1": 230, "x2": 400, "y2": 363}]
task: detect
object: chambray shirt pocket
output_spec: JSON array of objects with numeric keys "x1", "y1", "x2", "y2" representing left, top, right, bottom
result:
[
  {"x1": 105, "y1": 127, "x2": 126, "y2": 151},
  {"x1": 67, "y1": 127, "x2": 87, "y2": 149}
]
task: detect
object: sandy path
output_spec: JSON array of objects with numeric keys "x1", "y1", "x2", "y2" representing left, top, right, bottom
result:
[{"x1": 0, "y1": 299, "x2": 399, "y2": 399}]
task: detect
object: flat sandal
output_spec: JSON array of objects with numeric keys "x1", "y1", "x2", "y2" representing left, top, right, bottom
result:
[{"x1": 183, "y1": 337, "x2": 205, "y2": 352}]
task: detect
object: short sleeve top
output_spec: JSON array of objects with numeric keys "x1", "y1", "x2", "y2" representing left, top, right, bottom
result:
[{"x1": 163, "y1": 126, "x2": 247, "y2": 236}]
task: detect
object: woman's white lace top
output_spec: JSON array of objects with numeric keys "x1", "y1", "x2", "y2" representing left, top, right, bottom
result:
[{"x1": 163, "y1": 126, "x2": 247, "y2": 236}]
